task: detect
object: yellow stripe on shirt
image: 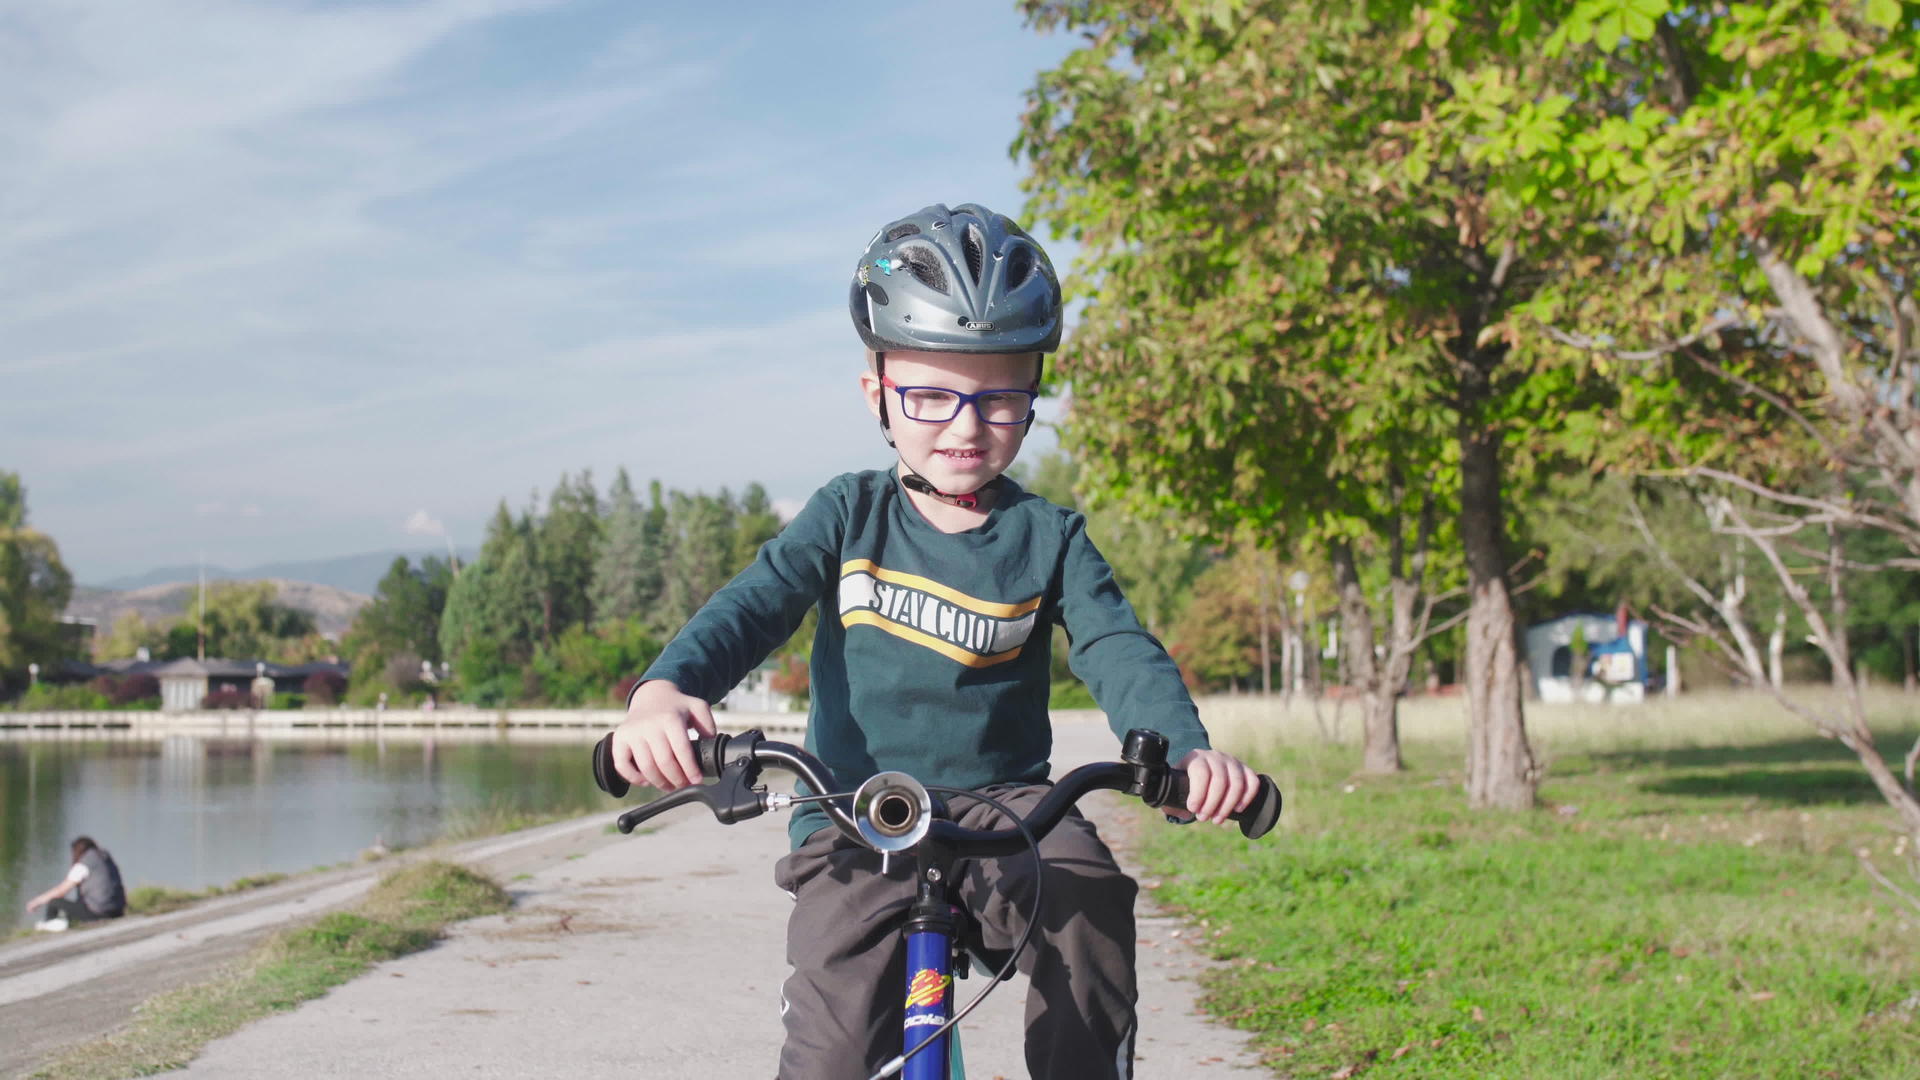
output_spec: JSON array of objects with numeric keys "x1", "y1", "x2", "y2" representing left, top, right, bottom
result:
[
  {"x1": 840, "y1": 609, "x2": 1025, "y2": 668},
  {"x1": 839, "y1": 559, "x2": 1043, "y2": 619}
]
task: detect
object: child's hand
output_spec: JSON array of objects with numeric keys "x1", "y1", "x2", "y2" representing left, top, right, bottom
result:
[
  {"x1": 610, "y1": 680, "x2": 718, "y2": 792},
  {"x1": 1171, "y1": 748, "x2": 1261, "y2": 826}
]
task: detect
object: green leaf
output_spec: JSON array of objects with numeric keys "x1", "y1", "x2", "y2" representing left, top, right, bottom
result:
[{"x1": 1866, "y1": 0, "x2": 1901, "y2": 30}]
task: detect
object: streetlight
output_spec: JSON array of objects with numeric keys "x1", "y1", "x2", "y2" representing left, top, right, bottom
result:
[
  {"x1": 1287, "y1": 572, "x2": 1310, "y2": 697},
  {"x1": 27, "y1": 662, "x2": 39, "y2": 687}
]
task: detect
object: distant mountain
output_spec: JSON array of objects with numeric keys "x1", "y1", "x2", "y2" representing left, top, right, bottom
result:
[
  {"x1": 92, "y1": 548, "x2": 477, "y2": 596},
  {"x1": 67, "y1": 580, "x2": 372, "y2": 638}
]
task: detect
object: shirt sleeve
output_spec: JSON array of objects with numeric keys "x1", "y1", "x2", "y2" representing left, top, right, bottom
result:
[
  {"x1": 66, "y1": 862, "x2": 90, "y2": 885},
  {"x1": 1054, "y1": 511, "x2": 1212, "y2": 763},
  {"x1": 636, "y1": 481, "x2": 845, "y2": 704}
]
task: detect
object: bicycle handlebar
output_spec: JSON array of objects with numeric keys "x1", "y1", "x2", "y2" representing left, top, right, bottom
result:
[{"x1": 592, "y1": 727, "x2": 1283, "y2": 847}]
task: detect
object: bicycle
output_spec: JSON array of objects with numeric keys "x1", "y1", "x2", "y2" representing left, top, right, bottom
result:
[{"x1": 590, "y1": 727, "x2": 1282, "y2": 1080}]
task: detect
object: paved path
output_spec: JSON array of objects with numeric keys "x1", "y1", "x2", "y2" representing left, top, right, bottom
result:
[{"x1": 5, "y1": 719, "x2": 1266, "y2": 1079}]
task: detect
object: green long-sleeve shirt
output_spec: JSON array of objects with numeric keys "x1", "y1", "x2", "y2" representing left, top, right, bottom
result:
[{"x1": 639, "y1": 468, "x2": 1211, "y2": 847}]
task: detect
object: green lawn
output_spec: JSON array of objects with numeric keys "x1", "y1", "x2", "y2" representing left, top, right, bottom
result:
[{"x1": 1147, "y1": 692, "x2": 1920, "y2": 1079}]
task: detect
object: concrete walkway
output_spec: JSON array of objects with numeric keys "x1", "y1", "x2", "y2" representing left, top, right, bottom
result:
[{"x1": 5, "y1": 718, "x2": 1266, "y2": 1079}]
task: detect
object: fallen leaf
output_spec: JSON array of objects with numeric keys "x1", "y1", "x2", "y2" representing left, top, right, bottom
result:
[
  {"x1": 1391, "y1": 1045, "x2": 1411, "y2": 1060},
  {"x1": 1471, "y1": 1005, "x2": 1486, "y2": 1022},
  {"x1": 1750, "y1": 991, "x2": 1775, "y2": 1002}
]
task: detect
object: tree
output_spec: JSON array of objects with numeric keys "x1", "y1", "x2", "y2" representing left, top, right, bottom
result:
[
  {"x1": 342, "y1": 555, "x2": 453, "y2": 703},
  {"x1": 1017, "y1": 0, "x2": 1651, "y2": 802},
  {"x1": 530, "y1": 618, "x2": 663, "y2": 706},
  {"x1": 0, "y1": 472, "x2": 75, "y2": 692},
  {"x1": 439, "y1": 502, "x2": 545, "y2": 703},
  {"x1": 1454, "y1": 0, "x2": 1920, "y2": 849},
  {"x1": 537, "y1": 471, "x2": 601, "y2": 639},
  {"x1": 733, "y1": 483, "x2": 783, "y2": 572},
  {"x1": 171, "y1": 581, "x2": 317, "y2": 661},
  {"x1": 591, "y1": 469, "x2": 665, "y2": 627},
  {"x1": 98, "y1": 611, "x2": 167, "y2": 661},
  {"x1": 658, "y1": 489, "x2": 740, "y2": 634}
]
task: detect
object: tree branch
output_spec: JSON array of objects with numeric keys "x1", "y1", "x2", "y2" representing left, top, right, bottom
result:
[
  {"x1": 1858, "y1": 854, "x2": 1920, "y2": 919},
  {"x1": 1543, "y1": 313, "x2": 1742, "y2": 362}
]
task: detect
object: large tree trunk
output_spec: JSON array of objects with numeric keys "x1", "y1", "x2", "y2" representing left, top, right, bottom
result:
[
  {"x1": 1330, "y1": 540, "x2": 1402, "y2": 773},
  {"x1": 1459, "y1": 424, "x2": 1538, "y2": 809}
]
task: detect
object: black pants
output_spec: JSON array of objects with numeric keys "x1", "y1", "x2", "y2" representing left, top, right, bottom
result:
[
  {"x1": 40, "y1": 896, "x2": 113, "y2": 924},
  {"x1": 773, "y1": 783, "x2": 1138, "y2": 1080}
]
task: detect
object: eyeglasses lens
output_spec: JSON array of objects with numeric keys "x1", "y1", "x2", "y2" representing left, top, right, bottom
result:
[{"x1": 900, "y1": 388, "x2": 1033, "y2": 425}]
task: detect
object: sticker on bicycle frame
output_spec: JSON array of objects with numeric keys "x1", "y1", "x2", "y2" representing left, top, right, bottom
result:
[
  {"x1": 906, "y1": 968, "x2": 950, "y2": 1009},
  {"x1": 903, "y1": 1013, "x2": 945, "y2": 1029}
]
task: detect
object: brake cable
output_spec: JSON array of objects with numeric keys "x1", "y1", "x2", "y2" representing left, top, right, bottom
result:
[{"x1": 867, "y1": 785, "x2": 1044, "y2": 1080}]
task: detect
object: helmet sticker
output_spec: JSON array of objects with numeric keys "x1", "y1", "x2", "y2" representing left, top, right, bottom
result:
[
  {"x1": 873, "y1": 258, "x2": 899, "y2": 277},
  {"x1": 857, "y1": 264, "x2": 871, "y2": 286}
]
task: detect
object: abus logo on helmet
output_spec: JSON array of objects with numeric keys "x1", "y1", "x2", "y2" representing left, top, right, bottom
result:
[{"x1": 962, "y1": 320, "x2": 994, "y2": 332}]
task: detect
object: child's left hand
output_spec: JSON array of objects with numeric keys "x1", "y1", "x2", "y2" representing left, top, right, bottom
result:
[{"x1": 1170, "y1": 748, "x2": 1261, "y2": 826}]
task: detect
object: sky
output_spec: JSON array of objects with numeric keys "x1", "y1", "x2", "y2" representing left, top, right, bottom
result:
[{"x1": 1, "y1": 0, "x2": 1080, "y2": 584}]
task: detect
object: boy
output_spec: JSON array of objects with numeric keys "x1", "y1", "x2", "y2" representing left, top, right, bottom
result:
[{"x1": 608, "y1": 202, "x2": 1258, "y2": 1079}]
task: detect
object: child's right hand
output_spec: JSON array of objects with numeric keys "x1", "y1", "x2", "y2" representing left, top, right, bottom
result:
[{"x1": 609, "y1": 680, "x2": 718, "y2": 791}]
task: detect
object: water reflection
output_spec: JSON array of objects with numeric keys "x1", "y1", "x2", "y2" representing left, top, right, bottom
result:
[{"x1": 0, "y1": 732, "x2": 609, "y2": 930}]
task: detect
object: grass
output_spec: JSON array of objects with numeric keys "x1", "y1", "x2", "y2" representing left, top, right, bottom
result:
[
  {"x1": 1140, "y1": 690, "x2": 1920, "y2": 1078},
  {"x1": 126, "y1": 873, "x2": 291, "y2": 916},
  {"x1": 34, "y1": 861, "x2": 510, "y2": 1080}
]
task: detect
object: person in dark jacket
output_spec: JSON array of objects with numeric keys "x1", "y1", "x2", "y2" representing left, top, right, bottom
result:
[{"x1": 24, "y1": 836, "x2": 127, "y2": 932}]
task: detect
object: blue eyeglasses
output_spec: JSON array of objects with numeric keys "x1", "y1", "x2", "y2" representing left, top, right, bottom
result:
[{"x1": 882, "y1": 377, "x2": 1038, "y2": 425}]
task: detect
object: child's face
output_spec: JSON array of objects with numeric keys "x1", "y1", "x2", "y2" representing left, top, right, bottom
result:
[{"x1": 861, "y1": 350, "x2": 1039, "y2": 496}]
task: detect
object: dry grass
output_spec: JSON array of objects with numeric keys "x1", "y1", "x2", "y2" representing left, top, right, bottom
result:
[{"x1": 1197, "y1": 686, "x2": 1920, "y2": 764}]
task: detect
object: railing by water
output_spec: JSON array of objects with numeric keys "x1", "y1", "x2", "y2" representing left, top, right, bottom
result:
[{"x1": 0, "y1": 707, "x2": 809, "y2": 738}]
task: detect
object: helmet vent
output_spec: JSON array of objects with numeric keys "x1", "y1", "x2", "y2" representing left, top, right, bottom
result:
[
  {"x1": 900, "y1": 245, "x2": 948, "y2": 294},
  {"x1": 1006, "y1": 246, "x2": 1034, "y2": 290},
  {"x1": 962, "y1": 224, "x2": 985, "y2": 285},
  {"x1": 883, "y1": 223, "x2": 921, "y2": 242}
]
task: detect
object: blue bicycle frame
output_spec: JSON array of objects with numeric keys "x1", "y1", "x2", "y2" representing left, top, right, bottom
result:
[{"x1": 902, "y1": 922, "x2": 959, "y2": 1079}]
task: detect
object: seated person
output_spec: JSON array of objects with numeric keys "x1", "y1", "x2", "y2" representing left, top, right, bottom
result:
[{"x1": 24, "y1": 835, "x2": 126, "y2": 932}]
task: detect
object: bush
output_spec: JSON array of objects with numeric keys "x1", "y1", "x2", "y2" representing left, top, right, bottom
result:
[
  {"x1": 303, "y1": 671, "x2": 346, "y2": 706},
  {"x1": 769, "y1": 653, "x2": 810, "y2": 705},
  {"x1": 201, "y1": 686, "x2": 252, "y2": 710},
  {"x1": 93, "y1": 672, "x2": 160, "y2": 707},
  {"x1": 10, "y1": 682, "x2": 111, "y2": 711},
  {"x1": 530, "y1": 620, "x2": 662, "y2": 706},
  {"x1": 1049, "y1": 678, "x2": 1098, "y2": 710},
  {"x1": 269, "y1": 692, "x2": 306, "y2": 710}
]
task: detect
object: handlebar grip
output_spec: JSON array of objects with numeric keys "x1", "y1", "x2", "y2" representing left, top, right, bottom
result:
[
  {"x1": 592, "y1": 733, "x2": 629, "y2": 797},
  {"x1": 1166, "y1": 772, "x2": 1285, "y2": 840},
  {"x1": 592, "y1": 732, "x2": 731, "y2": 801}
]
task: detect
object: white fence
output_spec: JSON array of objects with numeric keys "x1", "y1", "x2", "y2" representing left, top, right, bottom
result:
[{"x1": 0, "y1": 707, "x2": 809, "y2": 738}]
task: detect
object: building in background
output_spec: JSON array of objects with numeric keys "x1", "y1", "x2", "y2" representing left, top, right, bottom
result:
[{"x1": 1524, "y1": 607, "x2": 1648, "y2": 705}]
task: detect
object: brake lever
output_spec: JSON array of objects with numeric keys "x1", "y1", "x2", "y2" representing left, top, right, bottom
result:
[{"x1": 613, "y1": 757, "x2": 770, "y2": 834}]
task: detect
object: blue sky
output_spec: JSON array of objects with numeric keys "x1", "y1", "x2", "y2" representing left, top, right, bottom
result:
[{"x1": 2, "y1": 0, "x2": 1079, "y2": 584}]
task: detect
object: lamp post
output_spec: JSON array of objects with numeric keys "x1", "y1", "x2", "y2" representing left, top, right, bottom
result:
[
  {"x1": 27, "y1": 662, "x2": 39, "y2": 687},
  {"x1": 1287, "y1": 571, "x2": 1310, "y2": 697}
]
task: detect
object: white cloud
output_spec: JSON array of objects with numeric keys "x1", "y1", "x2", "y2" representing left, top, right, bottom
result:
[
  {"x1": 5, "y1": 1, "x2": 1080, "y2": 580},
  {"x1": 404, "y1": 510, "x2": 447, "y2": 537}
]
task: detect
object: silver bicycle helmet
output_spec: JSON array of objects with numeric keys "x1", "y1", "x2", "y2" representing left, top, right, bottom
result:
[{"x1": 849, "y1": 203, "x2": 1063, "y2": 355}]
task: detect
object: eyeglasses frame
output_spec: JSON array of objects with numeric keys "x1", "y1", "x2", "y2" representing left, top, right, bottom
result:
[{"x1": 880, "y1": 377, "x2": 1039, "y2": 426}]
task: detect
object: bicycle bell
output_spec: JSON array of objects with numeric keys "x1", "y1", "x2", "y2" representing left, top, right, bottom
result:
[{"x1": 851, "y1": 771, "x2": 932, "y2": 853}]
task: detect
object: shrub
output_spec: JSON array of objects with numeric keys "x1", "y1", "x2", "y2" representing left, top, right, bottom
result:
[
  {"x1": 1049, "y1": 678, "x2": 1098, "y2": 710},
  {"x1": 93, "y1": 673, "x2": 160, "y2": 707},
  {"x1": 269, "y1": 692, "x2": 306, "y2": 710},
  {"x1": 11, "y1": 682, "x2": 112, "y2": 711},
  {"x1": 303, "y1": 671, "x2": 346, "y2": 705},
  {"x1": 201, "y1": 686, "x2": 253, "y2": 710}
]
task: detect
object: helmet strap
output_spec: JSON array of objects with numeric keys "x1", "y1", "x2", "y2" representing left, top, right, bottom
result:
[
  {"x1": 875, "y1": 350, "x2": 896, "y2": 448},
  {"x1": 899, "y1": 463, "x2": 993, "y2": 511}
]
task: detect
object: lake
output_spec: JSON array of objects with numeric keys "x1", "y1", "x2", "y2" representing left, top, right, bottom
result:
[{"x1": 0, "y1": 731, "x2": 614, "y2": 930}]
